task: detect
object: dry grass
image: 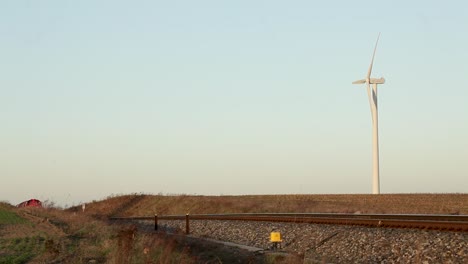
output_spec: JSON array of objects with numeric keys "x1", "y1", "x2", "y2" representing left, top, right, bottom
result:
[
  {"x1": 0, "y1": 204, "x2": 196, "y2": 263},
  {"x1": 2, "y1": 201, "x2": 283, "y2": 263},
  {"x1": 78, "y1": 193, "x2": 468, "y2": 217}
]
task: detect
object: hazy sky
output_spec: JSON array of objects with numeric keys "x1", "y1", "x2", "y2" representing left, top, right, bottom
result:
[{"x1": 1, "y1": 1, "x2": 467, "y2": 207}]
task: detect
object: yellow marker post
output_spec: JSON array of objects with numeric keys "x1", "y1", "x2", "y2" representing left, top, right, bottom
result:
[
  {"x1": 270, "y1": 232, "x2": 282, "y2": 250},
  {"x1": 270, "y1": 232, "x2": 281, "y2": 242}
]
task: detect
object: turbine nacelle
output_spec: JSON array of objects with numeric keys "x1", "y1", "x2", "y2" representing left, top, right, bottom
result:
[{"x1": 352, "y1": 77, "x2": 385, "y2": 85}]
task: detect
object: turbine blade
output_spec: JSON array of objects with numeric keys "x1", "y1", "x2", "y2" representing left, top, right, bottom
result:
[
  {"x1": 369, "y1": 77, "x2": 385, "y2": 84},
  {"x1": 367, "y1": 32, "x2": 381, "y2": 79},
  {"x1": 353, "y1": 79, "x2": 366, "y2": 84}
]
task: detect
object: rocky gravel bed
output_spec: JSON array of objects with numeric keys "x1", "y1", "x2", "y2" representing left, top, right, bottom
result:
[{"x1": 136, "y1": 219, "x2": 467, "y2": 263}]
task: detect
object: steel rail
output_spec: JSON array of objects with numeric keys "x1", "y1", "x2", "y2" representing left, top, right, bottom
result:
[{"x1": 110, "y1": 213, "x2": 468, "y2": 232}]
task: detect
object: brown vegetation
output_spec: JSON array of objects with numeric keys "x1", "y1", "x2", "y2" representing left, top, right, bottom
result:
[
  {"x1": 0, "y1": 205, "x2": 196, "y2": 263},
  {"x1": 77, "y1": 193, "x2": 467, "y2": 217},
  {"x1": 1, "y1": 200, "x2": 294, "y2": 263}
]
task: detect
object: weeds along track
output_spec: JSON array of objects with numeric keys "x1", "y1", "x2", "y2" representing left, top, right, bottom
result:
[{"x1": 111, "y1": 213, "x2": 468, "y2": 232}]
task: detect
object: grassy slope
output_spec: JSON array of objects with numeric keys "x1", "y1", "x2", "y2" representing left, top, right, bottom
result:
[
  {"x1": 0, "y1": 203, "x2": 37, "y2": 263},
  {"x1": 0, "y1": 207, "x2": 27, "y2": 225},
  {"x1": 1, "y1": 202, "x2": 274, "y2": 264},
  {"x1": 0, "y1": 203, "x2": 196, "y2": 263},
  {"x1": 0, "y1": 204, "x2": 109, "y2": 263},
  {"x1": 78, "y1": 193, "x2": 468, "y2": 217}
]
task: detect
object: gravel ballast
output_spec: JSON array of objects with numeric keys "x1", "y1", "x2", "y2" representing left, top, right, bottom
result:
[{"x1": 136, "y1": 219, "x2": 467, "y2": 263}]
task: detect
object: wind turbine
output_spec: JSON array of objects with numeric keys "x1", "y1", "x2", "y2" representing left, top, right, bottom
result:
[{"x1": 352, "y1": 33, "x2": 385, "y2": 194}]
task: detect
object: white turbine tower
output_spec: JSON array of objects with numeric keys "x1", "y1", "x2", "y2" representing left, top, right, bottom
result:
[{"x1": 353, "y1": 33, "x2": 385, "y2": 194}]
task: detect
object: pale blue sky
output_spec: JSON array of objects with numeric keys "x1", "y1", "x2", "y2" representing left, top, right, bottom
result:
[{"x1": 1, "y1": 1, "x2": 467, "y2": 207}]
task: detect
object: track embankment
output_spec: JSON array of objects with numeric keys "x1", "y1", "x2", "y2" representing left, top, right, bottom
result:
[{"x1": 111, "y1": 213, "x2": 468, "y2": 263}]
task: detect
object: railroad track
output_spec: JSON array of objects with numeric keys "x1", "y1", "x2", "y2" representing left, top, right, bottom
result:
[{"x1": 111, "y1": 213, "x2": 468, "y2": 232}]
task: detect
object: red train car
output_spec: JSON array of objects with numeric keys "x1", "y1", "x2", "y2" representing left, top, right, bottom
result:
[{"x1": 17, "y1": 199, "x2": 42, "y2": 208}]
